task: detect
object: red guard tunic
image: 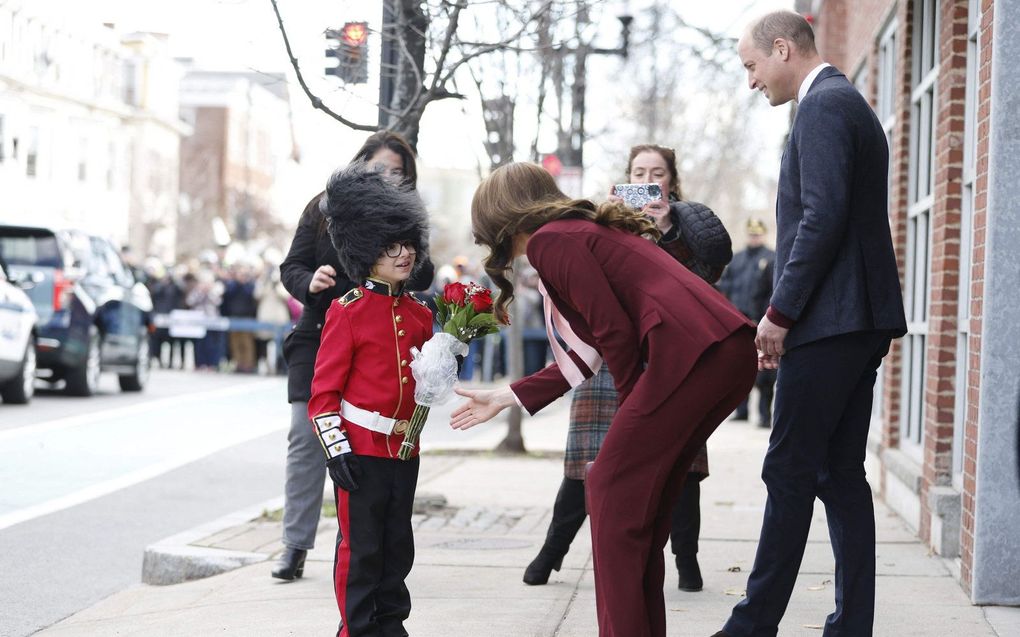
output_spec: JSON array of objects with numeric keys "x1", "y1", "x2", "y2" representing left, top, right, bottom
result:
[
  {"x1": 308, "y1": 280, "x2": 433, "y2": 458},
  {"x1": 308, "y1": 278, "x2": 433, "y2": 637}
]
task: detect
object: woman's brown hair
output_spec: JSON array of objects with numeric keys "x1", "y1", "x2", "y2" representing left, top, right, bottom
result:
[
  {"x1": 302, "y1": 130, "x2": 419, "y2": 235},
  {"x1": 471, "y1": 162, "x2": 659, "y2": 324},
  {"x1": 626, "y1": 144, "x2": 683, "y2": 200},
  {"x1": 352, "y1": 130, "x2": 418, "y2": 189}
]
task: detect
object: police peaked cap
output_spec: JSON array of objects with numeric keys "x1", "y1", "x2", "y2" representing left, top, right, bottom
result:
[
  {"x1": 319, "y1": 163, "x2": 430, "y2": 282},
  {"x1": 746, "y1": 218, "x2": 768, "y2": 235}
]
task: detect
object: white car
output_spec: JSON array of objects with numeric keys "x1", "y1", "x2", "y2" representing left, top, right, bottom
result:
[{"x1": 0, "y1": 260, "x2": 37, "y2": 404}]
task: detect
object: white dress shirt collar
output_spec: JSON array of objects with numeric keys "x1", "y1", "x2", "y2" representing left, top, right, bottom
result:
[{"x1": 797, "y1": 62, "x2": 831, "y2": 103}]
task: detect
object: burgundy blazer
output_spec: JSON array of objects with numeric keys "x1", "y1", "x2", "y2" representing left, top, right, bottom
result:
[{"x1": 510, "y1": 218, "x2": 755, "y2": 417}]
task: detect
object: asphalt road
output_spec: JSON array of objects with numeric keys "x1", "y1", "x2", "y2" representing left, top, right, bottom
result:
[{"x1": 0, "y1": 368, "x2": 490, "y2": 637}]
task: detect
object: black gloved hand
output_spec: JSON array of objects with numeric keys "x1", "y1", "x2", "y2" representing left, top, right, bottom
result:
[{"x1": 327, "y1": 453, "x2": 361, "y2": 491}]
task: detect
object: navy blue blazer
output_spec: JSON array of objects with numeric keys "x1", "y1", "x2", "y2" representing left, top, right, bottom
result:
[{"x1": 772, "y1": 66, "x2": 907, "y2": 349}]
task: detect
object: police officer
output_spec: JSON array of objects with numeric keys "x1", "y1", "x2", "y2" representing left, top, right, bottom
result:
[
  {"x1": 719, "y1": 219, "x2": 777, "y2": 427},
  {"x1": 308, "y1": 164, "x2": 433, "y2": 637}
]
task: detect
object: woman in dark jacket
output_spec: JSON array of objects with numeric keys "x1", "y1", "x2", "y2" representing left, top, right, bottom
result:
[
  {"x1": 522, "y1": 144, "x2": 733, "y2": 591},
  {"x1": 271, "y1": 131, "x2": 435, "y2": 581}
]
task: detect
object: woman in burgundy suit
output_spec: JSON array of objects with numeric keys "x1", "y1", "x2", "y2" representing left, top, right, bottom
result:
[{"x1": 451, "y1": 162, "x2": 757, "y2": 637}]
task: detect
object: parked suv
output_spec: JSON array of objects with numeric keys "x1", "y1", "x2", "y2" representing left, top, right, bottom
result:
[
  {"x1": 0, "y1": 225, "x2": 153, "y2": 396},
  {"x1": 0, "y1": 258, "x2": 38, "y2": 404}
]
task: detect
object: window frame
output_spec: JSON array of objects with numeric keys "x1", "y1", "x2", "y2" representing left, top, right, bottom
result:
[{"x1": 900, "y1": 0, "x2": 940, "y2": 460}]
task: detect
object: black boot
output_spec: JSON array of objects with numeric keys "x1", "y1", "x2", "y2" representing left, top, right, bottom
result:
[
  {"x1": 733, "y1": 398, "x2": 749, "y2": 421},
  {"x1": 676, "y1": 554, "x2": 704, "y2": 591},
  {"x1": 523, "y1": 477, "x2": 587, "y2": 586},
  {"x1": 671, "y1": 479, "x2": 703, "y2": 591},
  {"x1": 523, "y1": 547, "x2": 565, "y2": 585},
  {"x1": 271, "y1": 547, "x2": 307, "y2": 581}
]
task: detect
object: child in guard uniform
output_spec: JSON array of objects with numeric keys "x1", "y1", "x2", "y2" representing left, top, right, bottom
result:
[{"x1": 308, "y1": 164, "x2": 433, "y2": 637}]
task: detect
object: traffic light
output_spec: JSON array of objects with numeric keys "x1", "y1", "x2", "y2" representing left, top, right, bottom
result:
[{"x1": 325, "y1": 22, "x2": 369, "y2": 84}]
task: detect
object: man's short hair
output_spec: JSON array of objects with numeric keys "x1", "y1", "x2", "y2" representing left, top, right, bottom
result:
[{"x1": 750, "y1": 10, "x2": 817, "y2": 55}]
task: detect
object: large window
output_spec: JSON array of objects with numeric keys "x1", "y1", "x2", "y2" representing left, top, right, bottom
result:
[
  {"x1": 953, "y1": 1, "x2": 980, "y2": 488},
  {"x1": 901, "y1": 0, "x2": 939, "y2": 458},
  {"x1": 78, "y1": 137, "x2": 88, "y2": 182},
  {"x1": 877, "y1": 19, "x2": 899, "y2": 143},
  {"x1": 26, "y1": 127, "x2": 39, "y2": 178},
  {"x1": 872, "y1": 17, "x2": 898, "y2": 427},
  {"x1": 852, "y1": 62, "x2": 869, "y2": 96}
]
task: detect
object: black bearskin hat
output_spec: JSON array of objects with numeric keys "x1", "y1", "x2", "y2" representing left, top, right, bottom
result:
[{"x1": 319, "y1": 163, "x2": 429, "y2": 282}]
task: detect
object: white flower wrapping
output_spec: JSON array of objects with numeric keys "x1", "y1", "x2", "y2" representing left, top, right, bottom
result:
[{"x1": 409, "y1": 332, "x2": 469, "y2": 407}]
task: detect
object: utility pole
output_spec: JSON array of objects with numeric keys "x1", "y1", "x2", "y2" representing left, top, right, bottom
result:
[
  {"x1": 555, "y1": 10, "x2": 632, "y2": 194},
  {"x1": 496, "y1": 258, "x2": 526, "y2": 453},
  {"x1": 377, "y1": 0, "x2": 427, "y2": 146},
  {"x1": 477, "y1": 93, "x2": 525, "y2": 452},
  {"x1": 378, "y1": 1, "x2": 398, "y2": 130}
]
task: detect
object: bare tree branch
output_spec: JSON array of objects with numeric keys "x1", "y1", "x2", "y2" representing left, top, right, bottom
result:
[
  {"x1": 428, "y1": 1, "x2": 466, "y2": 94},
  {"x1": 268, "y1": 0, "x2": 376, "y2": 132}
]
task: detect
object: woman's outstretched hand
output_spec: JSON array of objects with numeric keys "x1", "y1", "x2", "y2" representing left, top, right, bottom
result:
[{"x1": 450, "y1": 386, "x2": 516, "y2": 430}]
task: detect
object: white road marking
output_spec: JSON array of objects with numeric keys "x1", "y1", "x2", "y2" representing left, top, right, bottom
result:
[
  {"x1": 0, "y1": 379, "x2": 281, "y2": 443},
  {"x1": 0, "y1": 379, "x2": 288, "y2": 531}
]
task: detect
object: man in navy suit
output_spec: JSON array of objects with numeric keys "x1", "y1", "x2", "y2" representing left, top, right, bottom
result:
[{"x1": 713, "y1": 11, "x2": 907, "y2": 637}]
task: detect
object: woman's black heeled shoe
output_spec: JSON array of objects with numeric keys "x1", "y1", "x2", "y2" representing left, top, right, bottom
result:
[
  {"x1": 523, "y1": 549, "x2": 565, "y2": 586},
  {"x1": 676, "y1": 554, "x2": 703, "y2": 592},
  {"x1": 271, "y1": 548, "x2": 307, "y2": 581}
]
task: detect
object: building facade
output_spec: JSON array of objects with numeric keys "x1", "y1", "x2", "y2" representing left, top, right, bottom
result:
[
  {"x1": 177, "y1": 70, "x2": 295, "y2": 261},
  {"x1": 798, "y1": 0, "x2": 1020, "y2": 604},
  {"x1": 0, "y1": 1, "x2": 188, "y2": 261}
]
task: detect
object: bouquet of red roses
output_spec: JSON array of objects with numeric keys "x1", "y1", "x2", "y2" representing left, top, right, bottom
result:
[{"x1": 397, "y1": 282, "x2": 500, "y2": 460}]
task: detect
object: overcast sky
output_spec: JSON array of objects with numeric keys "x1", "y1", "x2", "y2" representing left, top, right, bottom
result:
[{"x1": 84, "y1": 0, "x2": 793, "y2": 201}]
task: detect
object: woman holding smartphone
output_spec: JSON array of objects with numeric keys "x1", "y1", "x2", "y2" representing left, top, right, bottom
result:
[{"x1": 521, "y1": 144, "x2": 732, "y2": 593}]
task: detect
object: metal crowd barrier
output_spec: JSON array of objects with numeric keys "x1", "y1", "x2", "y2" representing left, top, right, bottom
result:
[
  {"x1": 152, "y1": 311, "x2": 552, "y2": 380},
  {"x1": 152, "y1": 310, "x2": 291, "y2": 351}
]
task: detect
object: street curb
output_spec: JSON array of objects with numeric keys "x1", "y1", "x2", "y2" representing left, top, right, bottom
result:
[
  {"x1": 141, "y1": 495, "x2": 284, "y2": 585},
  {"x1": 140, "y1": 489, "x2": 454, "y2": 586}
]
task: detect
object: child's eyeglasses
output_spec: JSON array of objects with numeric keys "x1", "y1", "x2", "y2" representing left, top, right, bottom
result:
[{"x1": 384, "y1": 242, "x2": 417, "y2": 258}]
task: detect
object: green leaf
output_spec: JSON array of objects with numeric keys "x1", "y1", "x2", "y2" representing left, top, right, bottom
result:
[
  {"x1": 434, "y1": 296, "x2": 451, "y2": 325},
  {"x1": 443, "y1": 310, "x2": 468, "y2": 338},
  {"x1": 468, "y1": 313, "x2": 497, "y2": 328}
]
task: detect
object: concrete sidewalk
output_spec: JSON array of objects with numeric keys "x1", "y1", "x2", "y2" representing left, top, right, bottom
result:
[{"x1": 39, "y1": 401, "x2": 1009, "y2": 636}]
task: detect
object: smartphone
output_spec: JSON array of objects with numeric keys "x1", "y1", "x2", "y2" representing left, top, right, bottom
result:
[{"x1": 613, "y1": 183, "x2": 663, "y2": 209}]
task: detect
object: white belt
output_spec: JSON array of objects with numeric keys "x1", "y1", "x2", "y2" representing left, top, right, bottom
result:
[{"x1": 340, "y1": 399, "x2": 410, "y2": 435}]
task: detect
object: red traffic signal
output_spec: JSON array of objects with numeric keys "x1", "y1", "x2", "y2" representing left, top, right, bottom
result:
[
  {"x1": 325, "y1": 22, "x2": 369, "y2": 84},
  {"x1": 341, "y1": 22, "x2": 368, "y2": 47},
  {"x1": 541, "y1": 154, "x2": 563, "y2": 177}
]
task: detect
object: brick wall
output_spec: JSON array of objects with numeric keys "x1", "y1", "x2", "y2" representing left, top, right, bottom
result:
[
  {"x1": 841, "y1": 0, "x2": 898, "y2": 74},
  {"x1": 918, "y1": 0, "x2": 969, "y2": 544},
  {"x1": 178, "y1": 107, "x2": 227, "y2": 260},
  {"x1": 882, "y1": 0, "x2": 913, "y2": 455},
  {"x1": 812, "y1": 1, "x2": 848, "y2": 70},
  {"x1": 815, "y1": 0, "x2": 907, "y2": 467},
  {"x1": 812, "y1": 0, "x2": 994, "y2": 596},
  {"x1": 959, "y1": 0, "x2": 994, "y2": 595}
]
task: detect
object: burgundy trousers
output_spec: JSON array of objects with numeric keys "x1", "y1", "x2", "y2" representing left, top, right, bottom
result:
[{"x1": 586, "y1": 328, "x2": 757, "y2": 637}]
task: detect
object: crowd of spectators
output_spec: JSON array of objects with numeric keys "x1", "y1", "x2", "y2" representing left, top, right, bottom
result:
[
  {"x1": 134, "y1": 249, "x2": 548, "y2": 380},
  {"x1": 139, "y1": 249, "x2": 297, "y2": 375}
]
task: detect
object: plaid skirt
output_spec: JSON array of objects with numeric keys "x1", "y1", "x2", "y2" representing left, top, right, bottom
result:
[{"x1": 565, "y1": 363, "x2": 710, "y2": 481}]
